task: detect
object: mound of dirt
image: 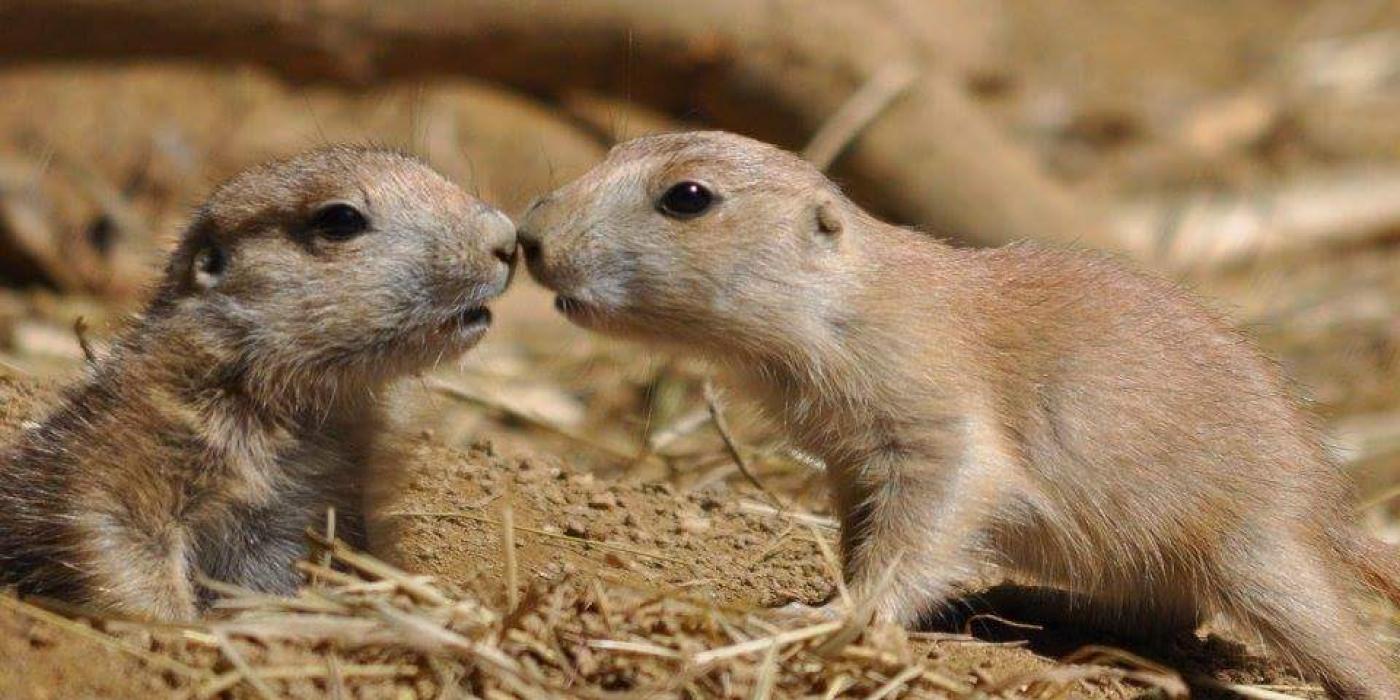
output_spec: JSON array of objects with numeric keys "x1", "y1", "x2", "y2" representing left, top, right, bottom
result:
[{"x1": 0, "y1": 373, "x2": 1331, "y2": 698}]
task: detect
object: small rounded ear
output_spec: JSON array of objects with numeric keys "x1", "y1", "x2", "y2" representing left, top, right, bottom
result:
[
  {"x1": 191, "y1": 243, "x2": 228, "y2": 291},
  {"x1": 814, "y1": 198, "x2": 844, "y2": 239}
]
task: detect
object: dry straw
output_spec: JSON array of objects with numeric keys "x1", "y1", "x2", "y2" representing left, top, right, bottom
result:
[{"x1": 0, "y1": 532, "x2": 1199, "y2": 698}]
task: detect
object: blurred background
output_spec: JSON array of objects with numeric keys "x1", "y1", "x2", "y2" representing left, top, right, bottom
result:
[{"x1": 0, "y1": 0, "x2": 1396, "y2": 545}]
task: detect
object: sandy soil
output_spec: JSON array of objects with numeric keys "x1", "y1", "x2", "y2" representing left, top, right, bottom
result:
[{"x1": 0, "y1": 373, "x2": 1339, "y2": 698}]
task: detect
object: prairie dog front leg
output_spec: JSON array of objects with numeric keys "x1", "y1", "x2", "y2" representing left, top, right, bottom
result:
[
  {"x1": 831, "y1": 422, "x2": 1016, "y2": 625},
  {"x1": 78, "y1": 513, "x2": 197, "y2": 621}
]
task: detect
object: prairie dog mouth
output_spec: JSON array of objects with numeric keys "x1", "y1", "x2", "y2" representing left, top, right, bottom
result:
[
  {"x1": 444, "y1": 305, "x2": 492, "y2": 336},
  {"x1": 459, "y1": 306, "x2": 491, "y2": 327}
]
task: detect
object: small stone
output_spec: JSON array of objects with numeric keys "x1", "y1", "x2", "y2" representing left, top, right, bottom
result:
[
  {"x1": 587, "y1": 492, "x2": 618, "y2": 509},
  {"x1": 564, "y1": 520, "x2": 589, "y2": 539},
  {"x1": 678, "y1": 515, "x2": 711, "y2": 534},
  {"x1": 603, "y1": 552, "x2": 632, "y2": 569}
]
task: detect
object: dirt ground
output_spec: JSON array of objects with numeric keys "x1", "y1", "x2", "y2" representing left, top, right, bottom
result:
[
  {"x1": 0, "y1": 0, "x2": 1396, "y2": 697},
  {"x1": 0, "y1": 373, "x2": 1352, "y2": 699}
]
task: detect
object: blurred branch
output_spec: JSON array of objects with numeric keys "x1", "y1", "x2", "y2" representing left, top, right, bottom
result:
[
  {"x1": 426, "y1": 376, "x2": 642, "y2": 464},
  {"x1": 803, "y1": 62, "x2": 918, "y2": 172},
  {"x1": 1332, "y1": 410, "x2": 1400, "y2": 503},
  {"x1": 72, "y1": 316, "x2": 97, "y2": 366},
  {"x1": 0, "y1": 154, "x2": 144, "y2": 294},
  {"x1": 1115, "y1": 167, "x2": 1400, "y2": 269},
  {"x1": 644, "y1": 405, "x2": 711, "y2": 455},
  {"x1": 703, "y1": 379, "x2": 784, "y2": 510},
  {"x1": 558, "y1": 93, "x2": 687, "y2": 146},
  {"x1": 0, "y1": 352, "x2": 32, "y2": 377},
  {"x1": 0, "y1": 159, "x2": 85, "y2": 290},
  {"x1": 0, "y1": 0, "x2": 1116, "y2": 255}
]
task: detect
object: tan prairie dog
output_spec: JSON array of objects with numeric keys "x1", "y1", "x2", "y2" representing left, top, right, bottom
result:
[
  {"x1": 0, "y1": 146, "x2": 515, "y2": 620},
  {"x1": 519, "y1": 131, "x2": 1400, "y2": 698}
]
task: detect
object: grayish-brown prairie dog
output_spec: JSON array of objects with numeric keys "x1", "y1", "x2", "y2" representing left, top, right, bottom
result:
[
  {"x1": 0, "y1": 146, "x2": 516, "y2": 620},
  {"x1": 519, "y1": 131, "x2": 1400, "y2": 698}
]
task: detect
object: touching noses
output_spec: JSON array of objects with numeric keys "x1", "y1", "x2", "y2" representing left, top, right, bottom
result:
[
  {"x1": 517, "y1": 227, "x2": 540, "y2": 261},
  {"x1": 515, "y1": 193, "x2": 553, "y2": 261},
  {"x1": 480, "y1": 204, "x2": 517, "y2": 270}
]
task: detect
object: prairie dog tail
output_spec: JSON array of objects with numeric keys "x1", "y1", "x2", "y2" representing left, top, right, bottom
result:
[{"x1": 1346, "y1": 532, "x2": 1400, "y2": 609}]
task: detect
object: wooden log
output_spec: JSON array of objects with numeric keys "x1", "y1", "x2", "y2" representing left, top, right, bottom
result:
[
  {"x1": 1115, "y1": 167, "x2": 1400, "y2": 269},
  {"x1": 0, "y1": 0, "x2": 1115, "y2": 253}
]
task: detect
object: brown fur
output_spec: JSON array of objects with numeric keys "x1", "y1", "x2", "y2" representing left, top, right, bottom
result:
[
  {"x1": 519, "y1": 131, "x2": 1400, "y2": 699},
  {"x1": 0, "y1": 146, "x2": 516, "y2": 620}
]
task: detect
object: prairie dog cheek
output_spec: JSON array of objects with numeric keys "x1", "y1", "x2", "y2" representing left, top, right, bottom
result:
[{"x1": 601, "y1": 242, "x2": 685, "y2": 310}]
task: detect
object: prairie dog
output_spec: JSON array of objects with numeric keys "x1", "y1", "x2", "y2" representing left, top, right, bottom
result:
[
  {"x1": 0, "y1": 146, "x2": 516, "y2": 620},
  {"x1": 519, "y1": 131, "x2": 1400, "y2": 699}
]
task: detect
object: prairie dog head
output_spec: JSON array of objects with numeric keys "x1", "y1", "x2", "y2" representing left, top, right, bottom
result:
[
  {"x1": 519, "y1": 131, "x2": 859, "y2": 358},
  {"x1": 153, "y1": 146, "x2": 517, "y2": 398}
]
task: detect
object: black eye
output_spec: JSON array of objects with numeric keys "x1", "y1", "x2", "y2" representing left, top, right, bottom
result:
[
  {"x1": 657, "y1": 181, "x2": 715, "y2": 218},
  {"x1": 199, "y1": 245, "x2": 227, "y2": 276},
  {"x1": 309, "y1": 202, "x2": 369, "y2": 240}
]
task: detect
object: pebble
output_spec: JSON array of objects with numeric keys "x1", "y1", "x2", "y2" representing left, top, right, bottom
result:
[{"x1": 587, "y1": 491, "x2": 618, "y2": 509}]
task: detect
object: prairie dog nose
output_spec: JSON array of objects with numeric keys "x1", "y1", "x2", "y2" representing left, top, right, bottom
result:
[
  {"x1": 517, "y1": 231, "x2": 540, "y2": 261},
  {"x1": 480, "y1": 206, "x2": 517, "y2": 266},
  {"x1": 517, "y1": 195, "x2": 554, "y2": 259}
]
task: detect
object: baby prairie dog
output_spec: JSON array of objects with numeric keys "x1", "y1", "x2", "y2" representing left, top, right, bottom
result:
[
  {"x1": 0, "y1": 146, "x2": 516, "y2": 620},
  {"x1": 519, "y1": 131, "x2": 1400, "y2": 698}
]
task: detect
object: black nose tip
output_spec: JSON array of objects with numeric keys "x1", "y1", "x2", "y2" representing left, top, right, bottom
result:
[{"x1": 518, "y1": 235, "x2": 541, "y2": 260}]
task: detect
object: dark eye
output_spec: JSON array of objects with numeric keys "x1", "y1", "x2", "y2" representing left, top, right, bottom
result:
[
  {"x1": 657, "y1": 181, "x2": 715, "y2": 219},
  {"x1": 309, "y1": 202, "x2": 369, "y2": 240},
  {"x1": 199, "y1": 245, "x2": 227, "y2": 276}
]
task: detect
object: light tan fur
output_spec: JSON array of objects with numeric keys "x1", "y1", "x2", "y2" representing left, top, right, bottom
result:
[
  {"x1": 0, "y1": 146, "x2": 516, "y2": 620},
  {"x1": 519, "y1": 131, "x2": 1399, "y2": 699}
]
